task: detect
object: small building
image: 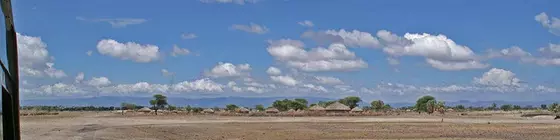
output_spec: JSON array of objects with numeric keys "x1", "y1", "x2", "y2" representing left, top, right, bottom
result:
[
  {"x1": 238, "y1": 107, "x2": 250, "y2": 113},
  {"x1": 350, "y1": 107, "x2": 363, "y2": 113},
  {"x1": 265, "y1": 107, "x2": 279, "y2": 113},
  {"x1": 309, "y1": 105, "x2": 326, "y2": 112},
  {"x1": 325, "y1": 102, "x2": 351, "y2": 113},
  {"x1": 202, "y1": 108, "x2": 215, "y2": 114},
  {"x1": 137, "y1": 107, "x2": 152, "y2": 113}
]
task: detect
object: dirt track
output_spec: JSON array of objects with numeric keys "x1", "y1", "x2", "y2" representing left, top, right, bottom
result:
[{"x1": 20, "y1": 112, "x2": 560, "y2": 140}]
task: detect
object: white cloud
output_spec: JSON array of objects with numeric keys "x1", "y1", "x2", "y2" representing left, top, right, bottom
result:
[
  {"x1": 387, "y1": 57, "x2": 400, "y2": 65},
  {"x1": 86, "y1": 77, "x2": 112, "y2": 87},
  {"x1": 96, "y1": 39, "x2": 160, "y2": 63},
  {"x1": 270, "y1": 75, "x2": 298, "y2": 86},
  {"x1": 535, "y1": 12, "x2": 560, "y2": 35},
  {"x1": 539, "y1": 43, "x2": 560, "y2": 57},
  {"x1": 170, "y1": 45, "x2": 190, "y2": 57},
  {"x1": 267, "y1": 41, "x2": 367, "y2": 72},
  {"x1": 473, "y1": 68, "x2": 521, "y2": 87},
  {"x1": 17, "y1": 33, "x2": 66, "y2": 78},
  {"x1": 205, "y1": 62, "x2": 251, "y2": 78},
  {"x1": 486, "y1": 46, "x2": 532, "y2": 59},
  {"x1": 266, "y1": 67, "x2": 282, "y2": 75},
  {"x1": 302, "y1": 84, "x2": 328, "y2": 92},
  {"x1": 172, "y1": 78, "x2": 224, "y2": 92},
  {"x1": 25, "y1": 83, "x2": 85, "y2": 96},
  {"x1": 86, "y1": 50, "x2": 93, "y2": 56},
  {"x1": 161, "y1": 69, "x2": 174, "y2": 77},
  {"x1": 101, "y1": 82, "x2": 170, "y2": 94},
  {"x1": 325, "y1": 29, "x2": 381, "y2": 48},
  {"x1": 298, "y1": 20, "x2": 314, "y2": 27},
  {"x1": 314, "y1": 76, "x2": 343, "y2": 85},
  {"x1": 246, "y1": 87, "x2": 265, "y2": 93},
  {"x1": 76, "y1": 17, "x2": 146, "y2": 28},
  {"x1": 75, "y1": 72, "x2": 85, "y2": 84},
  {"x1": 200, "y1": 0, "x2": 258, "y2": 5},
  {"x1": 181, "y1": 33, "x2": 197, "y2": 39},
  {"x1": 426, "y1": 59, "x2": 489, "y2": 71},
  {"x1": 382, "y1": 32, "x2": 488, "y2": 70},
  {"x1": 231, "y1": 23, "x2": 269, "y2": 34}
]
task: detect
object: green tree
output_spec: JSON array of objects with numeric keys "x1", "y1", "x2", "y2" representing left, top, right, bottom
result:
[
  {"x1": 294, "y1": 98, "x2": 308, "y2": 107},
  {"x1": 168, "y1": 105, "x2": 177, "y2": 111},
  {"x1": 455, "y1": 105, "x2": 465, "y2": 110},
  {"x1": 318, "y1": 101, "x2": 336, "y2": 107},
  {"x1": 273, "y1": 99, "x2": 290, "y2": 111},
  {"x1": 370, "y1": 100, "x2": 385, "y2": 112},
  {"x1": 226, "y1": 104, "x2": 239, "y2": 111},
  {"x1": 513, "y1": 105, "x2": 521, "y2": 110},
  {"x1": 338, "y1": 96, "x2": 362, "y2": 109},
  {"x1": 540, "y1": 104, "x2": 548, "y2": 110},
  {"x1": 426, "y1": 100, "x2": 437, "y2": 114},
  {"x1": 500, "y1": 104, "x2": 513, "y2": 111},
  {"x1": 436, "y1": 101, "x2": 445, "y2": 114},
  {"x1": 309, "y1": 103, "x2": 317, "y2": 107},
  {"x1": 184, "y1": 105, "x2": 192, "y2": 112},
  {"x1": 488, "y1": 103, "x2": 497, "y2": 110},
  {"x1": 383, "y1": 104, "x2": 392, "y2": 110},
  {"x1": 415, "y1": 95, "x2": 435, "y2": 113},
  {"x1": 549, "y1": 103, "x2": 559, "y2": 113},
  {"x1": 150, "y1": 94, "x2": 168, "y2": 115},
  {"x1": 288, "y1": 101, "x2": 306, "y2": 110},
  {"x1": 255, "y1": 104, "x2": 265, "y2": 111}
]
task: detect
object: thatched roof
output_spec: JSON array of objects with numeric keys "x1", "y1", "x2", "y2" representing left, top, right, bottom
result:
[
  {"x1": 325, "y1": 102, "x2": 351, "y2": 111},
  {"x1": 238, "y1": 107, "x2": 250, "y2": 113},
  {"x1": 138, "y1": 107, "x2": 152, "y2": 112},
  {"x1": 265, "y1": 108, "x2": 279, "y2": 113},
  {"x1": 351, "y1": 107, "x2": 363, "y2": 112},
  {"x1": 309, "y1": 105, "x2": 326, "y2": 111},
  {"x1": 203, "y1": 108, "x2": 215, "y2": 113}
]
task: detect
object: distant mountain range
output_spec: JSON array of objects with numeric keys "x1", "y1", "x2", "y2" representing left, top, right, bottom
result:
[{"x1": 20, "y1": 96, "x2": 558, "y2": 108}]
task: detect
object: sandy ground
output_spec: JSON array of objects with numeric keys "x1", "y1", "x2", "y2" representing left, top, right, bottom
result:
[{"x1": 20, "y1": 112, "x2": 560, "y2": 140}]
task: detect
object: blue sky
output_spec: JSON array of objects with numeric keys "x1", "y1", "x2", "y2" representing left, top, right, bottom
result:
[{"x1": 10, "y1": 0, "x2": 560, "y2": 102}]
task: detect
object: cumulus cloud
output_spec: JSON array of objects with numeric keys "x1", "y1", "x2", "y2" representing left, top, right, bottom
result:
[
  {"x1": 24, "y1": 83, "x2": 85, "y2": 96},
  {"x1": 270, "y1": 75, "x2": 298, "y2": 86},
  {"x1": 100, "y1": 82, "x2": 170, "y2": 94},
  {"x1": 161, "y1": 69, "x2": 174, "y2": 77},
  {"x1": 181, "y1": 33, "x2": 197, "y2": 39},
  {"x1": 426, "y1": 59, "x2": 489, "y2": 71},
  {"x1": 172, "y1": 78, "x2": 224, "y2": 92},
  {"x1": 75, "y1": 72, "x2": 85, "y2": 84},
  {"x1": 314, "y1": 76, "x2": 343, "y2": 85},
  {"x1": 96, "y1": 39, "x2": 160, "y2": 63},
  {"x1": 170, "y1": 45, "x2": 190, "y2": 57},
  {"x1": 86, "y1": 77, "x2": 112, "y2": 87},
  {"x1": 382, "y1": 32, "x2": 487, "y2": 70},
  {"x1": 298, "y1": 20, "x2": 314, "y2": 27},
  {"x1": 486, "y1": 46, "x2": 532, "y2": 59},
  {"x1": 321, "y1": 29, "x2": 381, "y2": 48},
  {"x1": 473, "y1": 68, "x2": 521, "y2": 87},
  {"x1": 76, "y1": 17, "x2": 146, "y2": 28},
  {"x1": 535, "y1": 12, "x2": 560, "y2": 35},
  {"x1": 266, "y1": 67, "x2": 282, "y2": 75},
  {"x1": 538, "y1": 43, "x2": 560, "y2": 58},
  {"x1": 205, "y1": 62, "x2": 251, "y2": 78},
  {"x1": 86, "y1": 50, "x2": 93, "y2": 56},
  {"x1": 17, "y1": 33, "x2": 67, "y2": 78},
  {"x1": 267, "y1": 40, "x2": 367, "y2": 72},
  {"x1": 231, "y1": 23, "x2": 269, "y2": 34},
  {"x1": 200, "y1": 0, "x2": 258, "y2": 5}
]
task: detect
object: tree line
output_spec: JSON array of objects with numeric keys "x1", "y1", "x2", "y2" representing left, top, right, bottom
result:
[{"x1": 21, "y1": 94, "x2": 560, "y2": 114}]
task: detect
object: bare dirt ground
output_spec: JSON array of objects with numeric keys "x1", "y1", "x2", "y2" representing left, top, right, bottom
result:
[{"x1": 20, "y1": 111, "x2": 560, "y2": 140}]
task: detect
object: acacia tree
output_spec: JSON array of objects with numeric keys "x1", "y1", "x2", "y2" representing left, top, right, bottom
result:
[
  {"x1": 426, "y1": 100, "x2": 437, "y2": 114},
  {"x1": 150, "y1": 94, "x2": 168, "y2": 115},
  {"x1": 370, "y1": 100, "x2": 385, "y2": 112},
  {"x1": 339, "y1": 96, "x2": 362, "y2": 109},
  {"x1": 120, "y1": 102, "x2": 136, "y2": 115},
  {"x1": 415, "y1": 95, "x2": 435, "y2": 113},
  {"x1": 255, "y1": 104, "x2": 265, "y2": 111}
]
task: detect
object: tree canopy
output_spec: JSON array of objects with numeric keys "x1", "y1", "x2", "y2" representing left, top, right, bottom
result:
[
  {"x1": 150, "y1": 94, "x2": 168, "y2": 115},
  {"x1": 338, "y1": 96, "x2": 361, "y2": 109},
  {"x1": 273, "y1": 99, "x2": 307, "y2": 111},
  {"x1": 415, "y1": 95, "x2": 435, "y2": 112},
  {"x1": 370, "y1": 100, "x2": 385, "y2": 111}
]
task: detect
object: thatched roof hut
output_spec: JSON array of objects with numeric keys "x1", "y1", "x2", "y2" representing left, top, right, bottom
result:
[
  {"x1": 203, "y1": 108, "x2": 215, "y2": 113},
  {"x1": 325, "y1": 102, "x2": 351, "y2": 113},
  {"x1": 138, "y1": 107, "x2": 152, "y2": 113},
  {"x1": 238, "y1": 107, "x2": 250, "y2": 113},
  {"x1": 309, "y1": 105, "x2": 326, "y2": 111},
  {"x1": 350, "y1": 107, "x2": 363, "y2": 112},
  {"x1": 265, "y1": 107, "x2": 279, "y2": 113}
]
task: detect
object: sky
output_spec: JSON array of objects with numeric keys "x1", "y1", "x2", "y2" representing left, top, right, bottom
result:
[{"x1": 7, "y1": 0, "x2": 560, "y2": 102}]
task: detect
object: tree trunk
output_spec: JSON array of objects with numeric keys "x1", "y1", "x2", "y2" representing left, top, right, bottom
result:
[{"x1": 122, "y1": 108, "x2": 124, "y2": 115}]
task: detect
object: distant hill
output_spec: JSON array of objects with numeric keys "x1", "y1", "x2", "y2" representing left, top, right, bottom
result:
[{"x1": 21, "y1": 96, "x2": 557, "y2": 108}]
